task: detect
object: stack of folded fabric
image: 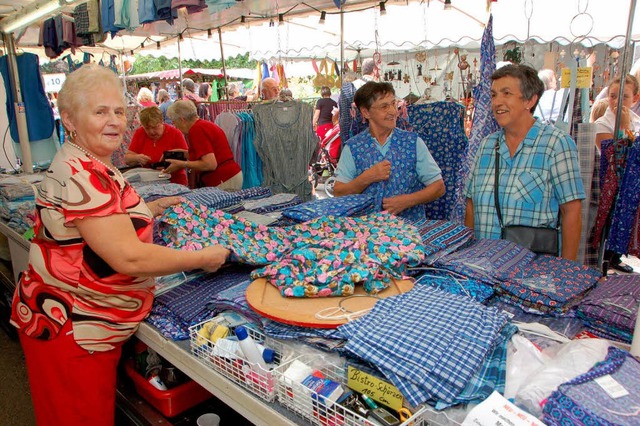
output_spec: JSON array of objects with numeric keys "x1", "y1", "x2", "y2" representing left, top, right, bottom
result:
[
  {"x1": 577, "y1": 274, "x2": 640, "y2": 343},
  {"x1": 413, "y1": 269, "x2": 494, "y2": 303},
  {"x1": 0, "y1": 174, "x2": 42, "y2": 234},
  {"x1": 183, "y1": 187, "x2": 243, "y2": 211},
  {"x1": 435, "y1": 239, "x2": 536, "y2": 286},
  {"x1": 494, "y1": 255, "x2": 602, "y2": 315},
  {"x1": 338, "y1": 285, "x2": 513, "y2": 407},
  {"x1": 242, "y1": 193, "x2": 302, "y2": 214},
  {"x1": 412, "y1": 219, "x2": 475, "y2": 264},
  {"x1": 131, "y1": 182, "x2": 191, "y2": 202},
  {"x1": 281, "y1": 194, "x2": 376, "y2": 222},
  {"x1": 543, "y1": 347, "x2": 640, "y2": 426}
]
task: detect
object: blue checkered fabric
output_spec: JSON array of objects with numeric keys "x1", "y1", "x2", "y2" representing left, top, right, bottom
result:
[
  {"x1": 131, "y1": 182, "x2": 191, "y2": 202},
  {"x1": 183, "y1": 187, "x2": 243, "y2": 210},
  {"x1": 414, "y1": 269, "x2": 494, "y2": 303},
  {"x1": 338, "y1": 285, "x2": 510, "y2": 406},
  {"x1": 281, "y1": 194, "x2": 376, "y2": 222},
  {"x1": 435, "y1": 239, "x2": 536, "y2": 285},
  {"x1": 233, "y1": 186, "x2": 272, "y2": 201}
]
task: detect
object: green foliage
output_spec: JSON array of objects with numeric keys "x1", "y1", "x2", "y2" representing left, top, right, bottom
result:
[{"x1": 130, "y1": 52, "x2": 257, "y2": 74}]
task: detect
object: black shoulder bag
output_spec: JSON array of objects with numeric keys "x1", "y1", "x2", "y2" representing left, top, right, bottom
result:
[{"x1": 493, "y1": 140, "x2": 560, "y2": 256}]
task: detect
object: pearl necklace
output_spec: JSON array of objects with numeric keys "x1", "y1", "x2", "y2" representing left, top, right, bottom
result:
[{"x1": 66, "y1": 142, "x2": 124, "y2": 179}]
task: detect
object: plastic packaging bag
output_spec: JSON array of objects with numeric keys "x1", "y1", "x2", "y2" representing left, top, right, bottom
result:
[{"x1": 504, "y1": 335, "x2": 548, "y2": 400}]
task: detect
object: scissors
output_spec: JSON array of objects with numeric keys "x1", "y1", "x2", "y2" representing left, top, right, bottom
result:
[{"x1": 397, "y1": 407, "x2": 413, "y2": 423}]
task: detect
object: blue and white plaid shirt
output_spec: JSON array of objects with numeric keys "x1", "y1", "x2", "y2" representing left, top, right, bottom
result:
[{"x1": 465, "y1": 121, "x2": 585, "y2": 240}]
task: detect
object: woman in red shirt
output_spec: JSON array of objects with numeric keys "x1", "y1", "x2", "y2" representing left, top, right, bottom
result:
[
  {"x1": 165, "y1": 100, "x2": 243, "y2": 190},
  {"x1": 125, "y1": 106, "x2": 189, "y2": 185}
]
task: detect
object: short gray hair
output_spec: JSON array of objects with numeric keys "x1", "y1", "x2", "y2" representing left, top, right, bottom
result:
[
  {"x1": 182, "y1": 78, "x2": 196, "y2": 92},
  {"x1": 58, "y1": 64, "x2": 125, "y2": 118},
  {"x1": 362, "y1": 58, "x2": 375, "y2": 76},
  {"x1": 167, "y1": 99, "x2": 198, "y2": 122}
]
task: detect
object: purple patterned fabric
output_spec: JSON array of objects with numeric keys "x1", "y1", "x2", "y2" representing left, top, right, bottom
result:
[
  {"x1": 577, "y1": 274, "x2": 640, "y2": 333},
  {"x1": 543, "y1": 347, "x2": 640, "y2": 426},
  {"x1": 413, "y1": 219, "x2": 474, "y2": 263},
  {"x1": 435, "y1": 239, "x2": 536, "y2": 285},
  {"x1": 495, "y1": 255, "x2": 601, "y2": 313},
  {"x1": 458, "y1": 14, "x2": 499, "y2": 223}
]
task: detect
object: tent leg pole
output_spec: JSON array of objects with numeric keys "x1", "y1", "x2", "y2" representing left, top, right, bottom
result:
[
  {"x1": 612, "y1": 0, "x2": 638, "y2": 139},
  {"x1": 339, "y1": 4, "x2": 344, "y2": 86},
  {"x1": 178, "y1": 35, "x2": 183, "y2": 97},
  {"x1": 3, "y1": 33, "x2": 32, "y2": 173},
  {"x1": 218, "y1": 27, "x2": 229, "y2": 100}
]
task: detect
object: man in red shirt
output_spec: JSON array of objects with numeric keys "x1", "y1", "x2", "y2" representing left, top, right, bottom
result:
[{"x1": 125, "y1": 107, "x2": 189, "y2": 185}]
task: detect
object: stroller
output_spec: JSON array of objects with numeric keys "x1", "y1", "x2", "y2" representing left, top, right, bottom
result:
[{"x1": 309, "y1": 124, "x2": 341, "y2": 197}]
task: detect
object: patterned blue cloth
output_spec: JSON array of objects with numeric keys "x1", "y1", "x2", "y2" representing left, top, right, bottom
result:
[
  {"x1": 414, "y1": 269, "x2": 494, "y2": 303},
  {"x1": 495, "y1": 255, "x2": 601, "y2": 313},
  {"x1": 338, "y1": 285, "x2": 510, "y2": 406},
  {"x1": 408, "y1": 102, "x2": 468, "y2": 221},
  {"x1": 131, "y1": 182, "x2": 191, "y2": 202},
  {"x1": 465, "y1": 117, "x2": 585, "y2": 241},
  {"x1": 183, "y1": 187, "x2": 243, "y2": 210},
  {"x1": 234, "y1": 186, "x2": 271, "y2": 201},
  {"x1": 543, "y1": 347, "x2": 640, "y2": 426},
  {"x1": 607, "y1": 142, "x2": 640, "y2": 254},
  {"x1": 412, "y1": 219, "x2": 475, "y2": 264},
  {"x1": 242, "y1": 193, "x2": 303, "y2": 214},
  {"x1": 435, "y1": 323, "x2": 517, "y2": 409},
  {"x1": 281, "y1": 194, "x2": 376, "y2": 222},
  {"x1": 459, "y1": 14, "x2": 499, "y2": 223},
  {"x1": 435, "y1": 239, "x2": 536, "y2": 285}
]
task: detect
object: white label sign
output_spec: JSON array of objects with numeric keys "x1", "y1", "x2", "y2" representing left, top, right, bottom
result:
[
  {"x1": 462, "y1": 391, "x2": 545, "y2": 426},
  {"x1": 43, "y1": 73, "x2": 66, "y2": 93}
]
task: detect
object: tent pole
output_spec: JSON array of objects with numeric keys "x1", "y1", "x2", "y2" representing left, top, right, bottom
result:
[
  {"x1": 339, "y1": 4, "x2": 344, "y2": 86},
  {"x1": 3, "y1": 33, "x2": 32, "y2": 173},
  {"x1": 218, "y1": 27, "x2": 229, "y2": 100},
  {"x1": 613, "y1": 0, "x2": 638, "y2": 140},
  {"x1": 178, "y1": 34, "x2": 184, "y2": 98}
]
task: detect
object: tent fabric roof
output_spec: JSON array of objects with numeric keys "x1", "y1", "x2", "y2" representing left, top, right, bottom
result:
[{"x1": 126, "y1": 67, "x2": 255, "y2": 80}]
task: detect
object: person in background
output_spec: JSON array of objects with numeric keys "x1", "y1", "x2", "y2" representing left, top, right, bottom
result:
[
  {"x1": 165, "y1": 100, "x2": 243, "y2": 190},
  {"x1": 593, "y1": 75, "x2": 640, "y2": 272},
  {"x1": 157, "y1": 89, "x2": 174, "y2": 124},
  {"x1": 595, "y1": 67, "x2": 640, "y2": 116},
  {"x1": 181, "y1": 78, "x2": 201, "y2": 105},
  {"x1": 125, "y1": 106, "x2": 189, "y2": 185},
  {"x1": 313, "y1": 86, "x2": 338, "y2": 140},
  {"x1": 198, "y1": 83, "x2": 212, "y2": 102},
  {"x1": 136, "y1": 87, "x2": 156, "y2": 107},
  {"x1": 261, "y1": 77, "x2": 279, "y2": 101},
  {"x1": 338, "y1": 58, "x2": 377, "y2": 143},
  {"x1": 535, "y1": 68, "x2": 565, "y2": 123},
  {"x1": 10, "y1": 65, "x2": 230, "y2": 426},
  {"x1": 279, "y1": 88, "x2": 294, "y2": 102},
  {"x1": 465, "y1": 64, "x2": 585, "y2": 260},
  {"x1": 227, "y1": 83, "x2": 248, "y2": 101},
  {"x1": 334, "y1": 82, "x2": 445, "y2": 223},
  {"x1": 589, "y1": 98, "x2": 609, "y2": 124}
]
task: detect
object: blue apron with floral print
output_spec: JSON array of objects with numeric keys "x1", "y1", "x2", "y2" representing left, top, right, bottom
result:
[{"x1": 348, "y1": 129, "x2": 425, "y2": 222}]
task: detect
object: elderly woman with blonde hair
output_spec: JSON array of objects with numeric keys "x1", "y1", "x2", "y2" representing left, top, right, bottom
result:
[
  {"x1": 136, "y1": 86, "x2": 156, "y2": 107},
  {"x1": 166, "y1": 100, "x2": 243, "y2": 190},
  {"x1": 9, "y1": 64, "x2": 229, "y2": 426}
]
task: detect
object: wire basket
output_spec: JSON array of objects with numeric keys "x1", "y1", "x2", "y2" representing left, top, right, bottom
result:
[
  {"x1": 273, "y1": 354, "x2": 438, "y2": 426},
  {"x1": 189, "y1": 317, "x2": 282, "y2": 402}
]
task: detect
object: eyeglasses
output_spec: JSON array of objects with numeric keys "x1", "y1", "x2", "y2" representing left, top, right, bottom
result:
[{"x1": 370, "y1": 100, "x2": 399, "y2": 111}]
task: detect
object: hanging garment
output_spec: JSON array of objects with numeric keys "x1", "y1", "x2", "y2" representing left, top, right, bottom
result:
[
  {"x1": 458, "y1": 14, "x2": 499, "y2": 224},
  {"x1": 607, "y1": 141, "x2": 640, "y2": 255},
  {"x1": 239, "y1": 112, "x2": 263, "y2": 189},
  {"x1": 253, "y1": 101, "x2": 316, "y2": 200},
  {"x1": 0, "y1": 53, "x2": 54, "y2": 143},
  {"x1": 408, "y1": 101, "x2": 468, "y2": 221},
  {"x1": 338, "y1": 81, "x2": 357, "y2": 144}
]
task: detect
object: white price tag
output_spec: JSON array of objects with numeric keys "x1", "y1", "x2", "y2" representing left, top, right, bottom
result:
[
  {"x1": 594, "y1": 375, "x2": 629, "y2": 399},
  {"x1": 462, "y1": 391, "x2": 545, "y2": 426}
]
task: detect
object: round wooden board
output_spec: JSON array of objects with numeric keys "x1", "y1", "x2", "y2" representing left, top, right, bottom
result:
[{"x1": 246, "y1": 278, "x2": 414, "y2": 329}]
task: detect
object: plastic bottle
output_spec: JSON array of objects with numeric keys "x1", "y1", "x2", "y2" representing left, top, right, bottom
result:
[{"x1": 235, "y1": 326, "x2": 268, "y2": 371}]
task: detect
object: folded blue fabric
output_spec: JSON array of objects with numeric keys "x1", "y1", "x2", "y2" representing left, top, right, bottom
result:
[
  {"x1": 183, "y1": 187, "x2": 243, "y2": 210},
  {"x1": 281, "y1": 194, "x2": 376, "y2": 222}
]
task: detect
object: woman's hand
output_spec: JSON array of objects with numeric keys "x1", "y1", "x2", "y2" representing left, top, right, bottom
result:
[
  {"x1": 199, "y1": 245, "x2": 231, "y2": 273},
  {"x1": 162, "y1": 158, "x2": 187, "y2": 175},
  {"x1": 148, "y1": 196, "x2": 184, "y2": 217},
  {"x1": 136, "y1": 153, "x2": 152, "y2": 166}
]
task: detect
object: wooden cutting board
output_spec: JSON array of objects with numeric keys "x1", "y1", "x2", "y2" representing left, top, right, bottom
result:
[{"x1": 246, "y1": 278, "x2": 414, "y2": 328}]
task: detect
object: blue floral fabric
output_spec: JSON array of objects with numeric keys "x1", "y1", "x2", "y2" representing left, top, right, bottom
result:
[
  {"x1": 608, "y1": 142, "x2": 640, "y2": 254},
  {"x1": 495, "y1": 255, "x2": 601, "y2": 314},
  {"x1": 281, "y1": 194, "x2": 376, "y2": 222},
  {"x1": 408, "y1": 101, "x2": 468, "y2": 221},
  {"x1": 159, "y1": 202, "x2": 427, "y2": 297},
  {"x1": 412, "y1": 219, "x2": 475, "y2": 264}
]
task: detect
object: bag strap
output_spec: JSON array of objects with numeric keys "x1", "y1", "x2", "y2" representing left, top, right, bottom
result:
[{"x1": 493, "y1": 139, "x2": 504, "y2": 228}]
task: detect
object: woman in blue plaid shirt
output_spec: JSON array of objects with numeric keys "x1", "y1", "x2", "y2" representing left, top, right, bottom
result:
[{"x1": 464, "y1": 64, "x2": 585, "y2": 260}]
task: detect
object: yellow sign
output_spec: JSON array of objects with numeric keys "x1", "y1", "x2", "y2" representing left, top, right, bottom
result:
[
  {"x1": 347, "y1": 366, "x2": 403, "y2": 411},
  {"x1": 561, "y1": 67, "x2": 593, "y2": 89}
]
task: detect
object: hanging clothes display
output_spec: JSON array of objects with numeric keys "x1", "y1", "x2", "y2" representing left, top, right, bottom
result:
[
  {"x1": 253, "y1": 100, "x2": 316, "y2": 201},
  {"x1": 0, "y1": 53, "x2": 54, "y2": 143},
  {"x1": 408, "y1": 101, "x2": 468, "y2": 221}
]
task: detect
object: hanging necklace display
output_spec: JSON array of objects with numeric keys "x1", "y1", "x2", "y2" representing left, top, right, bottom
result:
[
  {"x1": 403, "y1": 54, "x2": 410, "y2": 83},
  {"x1": 430, "y1": 52, "x2": 440, "y2": 86}
]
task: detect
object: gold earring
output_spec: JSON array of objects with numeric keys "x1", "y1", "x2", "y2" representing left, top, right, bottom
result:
[{"x1": 69, "y1": 130, "x2": 77, "y2": 141}]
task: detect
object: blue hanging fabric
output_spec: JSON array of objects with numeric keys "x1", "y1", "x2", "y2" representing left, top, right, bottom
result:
[{"x1": 0, "y1": 53, "x2": 55, "y2": 143}]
